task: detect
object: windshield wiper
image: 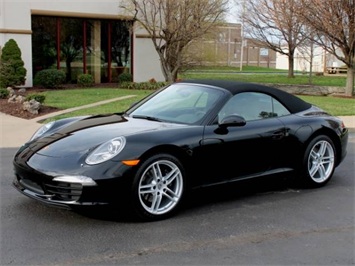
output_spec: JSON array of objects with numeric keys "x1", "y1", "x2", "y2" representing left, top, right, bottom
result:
[{"x1": 132, "y1": 115, "x2": 164, "y2": 122}]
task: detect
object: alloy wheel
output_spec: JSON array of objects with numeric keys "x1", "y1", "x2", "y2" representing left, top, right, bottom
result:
[
  {"x1": 307, "y1": 139, "x2": 335, "y2": 183},
  {"x1": 138, "y1": 159, "x2": 184, "y2": 215}
]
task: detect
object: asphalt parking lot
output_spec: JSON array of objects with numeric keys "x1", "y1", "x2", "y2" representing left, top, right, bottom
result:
[{"x1": 0, "y1": 134, "x2": 354, "y2": 265}]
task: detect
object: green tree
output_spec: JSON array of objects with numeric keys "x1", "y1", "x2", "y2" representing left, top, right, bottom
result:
[{"x1": 0, "y1": 39, "x2": 27, "y2": 87}]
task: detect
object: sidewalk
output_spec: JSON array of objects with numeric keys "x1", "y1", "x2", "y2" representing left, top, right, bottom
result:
[{"x1": 1, "y1": 107, "x2": 354, "y2": 148}]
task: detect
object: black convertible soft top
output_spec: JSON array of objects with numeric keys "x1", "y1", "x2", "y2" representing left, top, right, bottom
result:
[{"x1": 180, "y1": 79, "x2": 312, "y2": 114}]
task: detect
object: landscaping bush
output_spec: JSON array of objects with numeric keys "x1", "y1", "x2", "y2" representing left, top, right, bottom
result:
[
  {"x1": 119, "y1": 81, "x2": 134, "y2": 89},
  {"x1": 119, "y1": 81, "x2": 168, "y2": 90},
  {"x1": 77, "y1": 73, "x2": 94, "y2": 87},
  {"x1": 34, "y1": 69, "x2": 66, "y2": 88},
  {"x1": 0, "y1": 88, "x2": 9, "y2": 99},
  {"x1": 118, "y1": 72, "x2": 133, "y2": 83},
  {"x1": 0, "y1": 39, "x2": 27, "y2": 87},
  {"x1": 25, "y1": 93, "x2": 46, "y2": 104}
]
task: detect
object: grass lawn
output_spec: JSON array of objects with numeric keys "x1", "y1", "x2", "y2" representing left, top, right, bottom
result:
[
  {"x1": 182, "y1": 65, "x2": 290, "y2": 72},
  {"x1": 42, "y1": 88, "x2": 152, "y2": 109},
  {"x1": 37, "y1": 66, "x2": 353, "y2": 122},
  {"x1": 41, "y1": 89, "x2": 150, "y2": 122},
  {"x1": 40, "y1": 89, "x2": 355, "y2": 123},
  {"x1": 43, "y1": 96, "x2": 146, "y2": 122},
  {"x1": 298, "y1": 95, "x2": 355, "y2": 116},
  {"x1": 180, "y1": 65, "x2": 347, "y2": 87},
  {"x1": 180, "y1": 73, "x2": 346, "y2": 87}
]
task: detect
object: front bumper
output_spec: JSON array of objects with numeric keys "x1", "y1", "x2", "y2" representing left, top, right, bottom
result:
[
  {"x1": 338, "y1": 127, "x2": 349, "y2": 165},
  {"x1": 12, "y1": 161, "x2": 132, "y2": 209},
  {"x1": 13, "y1": 177, "x2": 84, "y2": 209}
]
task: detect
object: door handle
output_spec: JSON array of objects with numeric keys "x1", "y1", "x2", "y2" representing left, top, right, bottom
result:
[{"x1": 272, "y1": 130, "x2": 286, "y2": 140}]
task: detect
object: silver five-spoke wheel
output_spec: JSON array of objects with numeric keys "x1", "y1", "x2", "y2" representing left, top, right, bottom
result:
[
  {"x1": 139, "y1": 160, "x2": 183, "y2": 215},
  {"x1": 132, "y1": 154, "x2": 185, "y2": 221},
  {"x1": 303, "y1": 135, "x2": 336, "y2": 187},
  {"x1": 308, "y1": 140, "x2": 335, "y2": 183}
]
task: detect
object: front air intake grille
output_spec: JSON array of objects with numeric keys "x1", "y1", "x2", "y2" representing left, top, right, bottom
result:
[
  {"x1": 19, "y1": 178, "x2": 44, "y2": 195},
  {"x1": 44, "y1": 181, "x2": 83, "y2": 201}
]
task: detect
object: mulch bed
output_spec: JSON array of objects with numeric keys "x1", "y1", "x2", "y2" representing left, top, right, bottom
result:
[
  {"x1": 0, "y1": 98, "x2": 61, "y2": 120},
  {"x1": 0, "y1": 83, "x2": 118, "y2": 120},
  {"x1": 0, "y1": 87, "x2": 61, "y2": 120}
]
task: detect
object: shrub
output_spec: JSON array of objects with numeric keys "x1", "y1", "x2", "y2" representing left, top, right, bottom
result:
[
  {"x1": 25, "y1": 93, "x2": 46, "y2": 104},
  {"x1": 118, "y1": 72, "x2": 133, "y2": 83},
  {"x1": 119, "y1": 81, "x2": 168, "y2": 90},
  {"x1": 0, "y1": 88, "x2": 9, "y2": 99},
  {"x1": 119, "y1": 81, "x2": 133, "y2": 89},
  {"x1": 34, "y1": 69, "x2": 66, "y2": 88},
  {"x1": 77, "y1": 74, "x2": 94, "y2": 87},
  {"x1": 0, "y1": 39, "x2": 27, "y2": 87}
]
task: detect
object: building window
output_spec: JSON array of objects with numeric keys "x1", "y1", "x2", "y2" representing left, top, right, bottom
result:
[{"x1": 31, "y1": 15, "x2": 132, "y2": 84}]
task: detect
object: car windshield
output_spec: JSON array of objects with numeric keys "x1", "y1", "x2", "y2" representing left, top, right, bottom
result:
[{"x1": 127, "y1": 83, "x2": 224, "y2": 124}]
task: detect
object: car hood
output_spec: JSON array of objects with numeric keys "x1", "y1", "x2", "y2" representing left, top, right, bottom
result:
[{"x1": 28, "y1": 114, "x2": 185, "y2": 158}]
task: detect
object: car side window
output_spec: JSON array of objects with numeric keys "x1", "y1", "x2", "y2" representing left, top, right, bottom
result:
[
  {"x1": 218, "y1": 92, "x2": 290, "y2": 122},
  {"x1": 272, "y1": 97, "x2": 290, "y2": 117}
]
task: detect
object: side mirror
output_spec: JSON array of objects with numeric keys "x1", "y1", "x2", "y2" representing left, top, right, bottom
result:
[{"x1": 219, "y1": 115, "x2": 246, "y2": 128}]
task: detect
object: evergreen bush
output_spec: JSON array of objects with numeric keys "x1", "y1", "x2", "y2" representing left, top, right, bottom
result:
[
  {"x1": 119, "y1": 81, "x2": 168, "y2": 90},
  {"x1": 118, "y1": 72, "x2": 133, "y2": 83},
  {"x1": 34, "y1": 69, "x2": 66, "y2": 88},
  {"x1": 25, "y1": 94, "x2": 46, "y2": 104},
  {"x1": 0, "y1": 88, "x2": 9, "y2": 99},
  {"x1": 77, "y1": 74, "x2": 94, "y2": 87},
  {"x1": 0, "y1": 39, "x2": 27, "y2": 87}
]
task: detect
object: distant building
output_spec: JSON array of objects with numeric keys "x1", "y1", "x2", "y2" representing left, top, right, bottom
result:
[
  {"x1": 186, "y1": 23, "x2": 276, "y2": 69},
  {"x1": 276, "y1": 45, "x2": 345, "y2": 74}
]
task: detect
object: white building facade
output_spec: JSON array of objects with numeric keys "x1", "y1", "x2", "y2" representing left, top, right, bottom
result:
[
  {"x1": 0, "y1": 0, "x2": 164, "y2": 87},
  {"x1": 276, "y1": 45, "x2": 344, "y2": 73}
]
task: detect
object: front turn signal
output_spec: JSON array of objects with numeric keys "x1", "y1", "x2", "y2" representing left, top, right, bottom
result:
[{"x1": 122, "y1": 160, "x2": 140, "y2": 166}]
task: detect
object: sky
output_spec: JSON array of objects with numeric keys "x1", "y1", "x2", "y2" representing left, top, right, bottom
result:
[{"x1": 226, "y1": 0, "x2": 243, "y2": 23}]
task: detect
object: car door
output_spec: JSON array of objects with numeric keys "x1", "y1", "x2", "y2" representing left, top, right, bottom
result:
[{"x1": 195, "y1": 92, "x2": 288, "y2": 185}]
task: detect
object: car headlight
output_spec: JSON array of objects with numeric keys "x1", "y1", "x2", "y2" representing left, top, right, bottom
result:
[
  {"x1": 30, "y1": 121, "x2": 56, "y2": 140},
  {"x1": 85, "y1": 137, "x2": 126, "y2": 165}
]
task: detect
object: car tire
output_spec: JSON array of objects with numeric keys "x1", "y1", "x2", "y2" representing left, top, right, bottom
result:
[
  {"x1": 301, "y1": 135, "x2": 336, "y2": 188},
  {"x1": 130, "y1": 153, "x2": 185, "y2": 221}
]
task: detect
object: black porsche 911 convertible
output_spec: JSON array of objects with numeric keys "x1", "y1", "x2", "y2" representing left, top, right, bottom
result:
[{"x1": 13, "y1": 80, "x2": 349, "y2": 221}]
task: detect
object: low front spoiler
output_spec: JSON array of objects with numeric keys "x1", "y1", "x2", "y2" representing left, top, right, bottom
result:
[{"x1": 13, "y1": 178, "x2": 109, "y2": 210}]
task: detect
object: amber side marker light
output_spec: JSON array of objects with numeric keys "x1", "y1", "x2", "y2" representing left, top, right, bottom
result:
[{"x1": 122, "y1": 160, "x2": 140, "y2": 166}]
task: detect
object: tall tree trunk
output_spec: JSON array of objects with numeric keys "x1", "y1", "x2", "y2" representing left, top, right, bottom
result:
[
  {"x1": 156, "y1": 49, "x2": 173, "y2": 82},
  {"x1": 345, "y1": 66, "x2": 354, "y2": 97},
  {"x1": 308, "y1": 41, "x2": 314, "y2": 84},
  {"x1": 288, "y1": 55, "x2": 295, "y2": 78}
]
